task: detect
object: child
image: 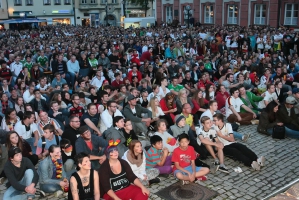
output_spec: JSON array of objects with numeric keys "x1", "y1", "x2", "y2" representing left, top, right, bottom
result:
[
  {"x1": 172, "y1": 133, "x2": 209, "y2": 185},
  {"x1": 196, "y1": 116, "x2": 229, "y2": 173},
  {"x1": 145, "y1": 135, "x2": 172, "y2": 175},
  {"x1": 60, "y1": 139, "x2": 76, "y2": 176}
]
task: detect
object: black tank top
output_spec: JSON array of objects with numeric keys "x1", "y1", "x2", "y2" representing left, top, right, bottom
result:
[{"x1": 68, "y1": 169, "x2": 94, "y2": 200}]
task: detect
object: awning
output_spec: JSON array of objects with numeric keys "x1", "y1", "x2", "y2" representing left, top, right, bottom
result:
[{"x1": 1, "y1": 18, "x2": 47, "y2": 24}]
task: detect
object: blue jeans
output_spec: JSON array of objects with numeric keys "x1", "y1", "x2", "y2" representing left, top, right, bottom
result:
[
  {"x1": 4, "y1": 169, "x2": 35, "y2": 200},
  {"x1": 233, "y1": 131, "x2": 243, "y2": 140},
  {"x1": 68, "y1": 72, "x2": 76, "y2": 88},
  {"x1": 173, "y1": 165, "x2": 202, "y2": 177},
  {"x1": 25, "y1": 137, "x2": 36, "y2": 154},
  {"x1": 40, "y1": 183, "x2": 61, "y2": 193},
  {"x1": 64, "y1": 159, "x2": 76, "y2": 178},
  {"x1": 267, "y1": 127, "x2": 299, "y2": 139}
]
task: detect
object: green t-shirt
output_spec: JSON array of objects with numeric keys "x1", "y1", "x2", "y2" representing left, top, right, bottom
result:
[
  {"x1": 23, "y1": 62, "x2": 33, "y2": 71},
  {"x1": 88, "y1": 58, "x2": 98, "y2": 68},
  {"x1": 168, "y1": 84, "x2": 184, "y2": 92},
  {"x1": 204, "y1": 63, "x2": 212, "y2": 70},
  {"x1": 37, "y1": 56, "x2": 48, "y2": 66}
]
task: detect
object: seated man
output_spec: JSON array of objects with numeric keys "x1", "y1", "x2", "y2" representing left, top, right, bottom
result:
[
  {"x1": 51, "y1": 72, "x2": 67, "y2": 88},
  {"x1": 62, "y1": 116, "x2": 81, "y2": 155},
  {"x1": 277, "y1": 96, "x2": 299, "y2": 136},
  {"x1": 36, "y1": 124, "x2": 61, "y2": 160},
  {"x1": 226, "y1": 87, "x2": 257, "y2": 125},
  {"x1": 68, "y1": 94, "x2": 85, "y2": 119},
  {"x1": 4, "y1": 147, "x2": 43, "y2": 199},
  {"x1": 213, "y1": 113, "x2": 265, "y2": 170},
  {"x1": 80, "y1": 103, "x2": 101, "y2": 136},
  {"x1": 258, "y1": 84, "x2": 279, "y2": 109},
  {"x1": 239, "y1": 85, "x2": 263, "y2": 115},
  {"x1": 75, "y1": 125, "x2": 108, "y2": 170},
  {"x1": 37, "y1": 110, "x2": 63, "y2": 136},
  {"x1": 123, "y1": 94, "x2": 152, "y2": 137},
  {"x1": 196, "y1": 116, "x2": 229, "y2": 173},
  {"x1": 100, "y1": 100, "x2": 123, "y2": 133},
  {"x1": 30, "y1": 89, "x2": 49, "y2": 112}
]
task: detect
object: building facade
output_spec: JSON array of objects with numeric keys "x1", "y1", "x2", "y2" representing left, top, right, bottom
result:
[
  {"x1": 0, "y1": 0, "x2": 9, "y2": 20},
  {"x1": 75, "y1": 0, "x2": 154, "y2": 27},
  {"x1": 7, "y1": 0, "x2": 75, "y2": 25},
  {"x1": 156, "y1": 0, "x2": 299, "y2": 28}
]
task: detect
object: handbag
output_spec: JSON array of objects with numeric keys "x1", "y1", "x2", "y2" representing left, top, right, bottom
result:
[{"x1": 272, "y1": 125, "x2": 285, "y2": 139}]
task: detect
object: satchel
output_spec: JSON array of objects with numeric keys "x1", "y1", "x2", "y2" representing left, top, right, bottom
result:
[{"x1": 272, "y1": 125, "x2": 285, "y2": 139}]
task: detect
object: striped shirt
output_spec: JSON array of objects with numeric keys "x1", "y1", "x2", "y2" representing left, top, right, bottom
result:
[{"x1": 145, "y1": 147, "x2": 162, "y2": 169}]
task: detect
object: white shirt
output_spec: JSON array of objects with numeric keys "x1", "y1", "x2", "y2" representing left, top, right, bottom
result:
[
  {"x1": 158, "y1": 87, "x2": 170, "y2": 98},
  {"x1": 142, "y1": 45, "x2": 148, "y2": 53},
  {"x1": 148, "y1": 107, "x2": 164, "y2": 118},
  {"x1": 147, "y1": 93, "x2": 161, "y2": 102},
  {"x1": 14, "y1": 121, "x2": 38, "y2": 139},
  {"x1": 196, "y1": 127, "x2": 217, "y2": 146},
  {"x1": 91, "y1": 76, "x2": 106, "y2": 89},
  {"x1": 214, "y1": 123, "x2": 235, "y2": 146},
  {"x1": 258, "y1": 91, "x2": 277, "y2": 109},
  {"x1": 23, "y1": 89, "x2": 46, "y2": 103},
  {"x1": 153, "y1": 131, "x2": 178, "y2": 153},
  {"x1": 10, "y1": 62, "x2": 23, "y2": 76},
  {"x1": 100, "y1": 109, "x2": 123, "y2": 133},
  {"x1": 225, "y1": 96, "x2": 244, "y2": 117}
]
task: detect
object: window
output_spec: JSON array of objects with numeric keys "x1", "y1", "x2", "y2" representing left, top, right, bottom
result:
[
  {"x1": 64, "y1": 0, "x2": 71, "y2": 4},
  {"x1": 14, "y1": 0, "x2": 22, "y2": 6},
  {"x1": 54, "y1": 0, "x2": 61, "y2": 5},
  {"x1": 81, "y1": 0, "x2": 87, "y2": 3},
  {"x1": 101, "y1": 0, "x2": 106, "y2": 4},
  {"x1": 44, "y1": 0, "x2": 50, "y2": 5},
  {"x1": 166, "y1": 6, "x2": 173, "y2": 23},
  {"x1": 26, "y1": 0, "x2": 33, "y2": 5},
  {"x1": 91, "y1": 0, "x2": 96, "y2": 3},
  {"x1": 112, "y1": 0, "x2": 117, "y2": 3},
  {"x1": 284, "y1": 4, "x2": 298, "y2": 25},
  {"x1": 204, "y1": 5, "x2": 214, "y2": 24},
  {"x1": 254, "y1": 4, "x2": 266, "y2": 25},
  {"x1": 227, "y1": 5, "x2": 238, "y2": 24}
]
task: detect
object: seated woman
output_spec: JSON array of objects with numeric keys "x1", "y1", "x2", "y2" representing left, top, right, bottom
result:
[
  {"x1": 1, "y1": 108, "x2": 20, "y2": 131},
  {"x1": 38, "y1": 145, "x2": 69, "y2": 197},
  {"x1": 258, "y1": 100, "x2": 299, "y2": 138},
  {"x1": 69, "y1": 152, "x2": 100, "y2": 200},
  {"x1": 175, "y1": 89, "x2": 194, "y2": 114},
  {"x1": 154, "y1": 119, "x2": 179, "y2": 153},
  {"x1": 5, "y1": 131, "x2": 38, "y2": 166},
  {"x1": 148, "y1": 97, "x2": 173, "y2": 127},
  {"x1": 122, "y1": 119, "x2": 150, "y2": 148},
  {"x1": 215, "y1": 85, "x2": 229, "y2": 115},
  {"x1": 14, "y1": 96, "x2": 25, "y2": 119},
  {"x1": 191, "y1": 90, "x2": 208, "y2": 126},
  {"x1": 99, "y1": 142, "x2": 150, "y2": 200},
  {"x1": 145, "y1": 135, "x2": 173, "y2": 175},
  {"x1": 160, "y1": 92, "x2": 177, "y2": 122},
  {"x1": 122, "y1": 140, "x2": 160, "y2": 186},
  {"x1": 203, "y1": 84, "x2": 215, "y2": 102},
  {"x1": 104, "y1": 116, "x2": 128, "y2": 158}
]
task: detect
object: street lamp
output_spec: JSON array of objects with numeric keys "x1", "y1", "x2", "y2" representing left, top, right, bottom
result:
[
  {"x1": 184, "y1": 5, "x2": 193, "y2": 28},
  {"x1": 105, "y1": 0, "x2": 108, "y2": 26},
  {"x1": 143, "y1": 0, "x2": 148, "y2": 17}
]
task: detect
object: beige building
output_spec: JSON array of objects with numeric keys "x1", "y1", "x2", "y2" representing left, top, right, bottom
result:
[
  {"x1": 75, "y1": 0, "x2": 154, "y2": 27},
  {"x1": 7, "y1": 0, "x2": 75, "y2": 25}
]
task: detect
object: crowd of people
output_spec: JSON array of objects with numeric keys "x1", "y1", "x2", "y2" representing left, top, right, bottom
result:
[{"x1": 0, "y1": 23, "x2": 298, "y2": 199}]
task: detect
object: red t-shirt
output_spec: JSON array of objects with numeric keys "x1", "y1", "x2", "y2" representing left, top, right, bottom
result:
[
  {"x1": 171, "y1": 146, "x2": 196, "y2": 172},
  {"x1": 85, "y1": 140, "x2": 93, "y2": 150}
]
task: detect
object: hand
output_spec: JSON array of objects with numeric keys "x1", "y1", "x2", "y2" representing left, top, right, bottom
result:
[
  {"x1": 143, "y1": 174, "x2": 148, "y2": 180},
  {"x1": 59, "y1": 181, "x2": 68, "y2": 188},
  {"x1": 277, "y1": 122, "x2": 284, "y2": 126},
  {"x1": 252, "y1": 113, "x2": 257, "y2": 119},
  {"x1": 261, "y1": 93, "x2": 266, "y2": 97},
  {"x1": 163, "y1": 147, "x2": 169, "y2": 154},
  {"x1": 215, "y1": 142, "x2": 224, "y2": 149},
  {"x1": 188, "y1": 172, "x2": 195, "y2": 182},
  {"x1": 99, "y1": 155, "x2": 106, "y2": 164},
  {"x1": 237, "y1": 115, "x2": 242, "y2": 122},
  {"x1": 34, "y1": 140, "x2": 38, "y2": 147},
  {"x1": 141, "y1": 186, "x2": 150, "y2": 196}
]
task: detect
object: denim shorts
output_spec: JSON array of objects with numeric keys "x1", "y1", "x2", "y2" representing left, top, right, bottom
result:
[{"x1": 173, "y1": 165, "x2": 202, "y2": 177}]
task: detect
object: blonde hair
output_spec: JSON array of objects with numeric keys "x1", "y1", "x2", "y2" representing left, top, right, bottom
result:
[
  {"x1": 149, "y1": 97, "x2": 159, "y2": 118},
  {"x1": 178, "y1": 89, "x2": 188, "y2": 104}
]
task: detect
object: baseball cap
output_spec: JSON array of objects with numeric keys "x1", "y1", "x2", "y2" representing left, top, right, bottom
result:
[
  {"x1": 78, "y1": 125, "x2": 89, "y2": 135},
  {"x1": 292, "y1": 88, "x2": 299, "y2": 94},
  {"x1": 8, "y1": 147, "x2": 22, "y2": 158},
  {"x1": 286, "y1": 96, "x2": 296, "y2": 105},
  {"x1": 127, "y1": 94, "x2": 136, "y2": 101}
]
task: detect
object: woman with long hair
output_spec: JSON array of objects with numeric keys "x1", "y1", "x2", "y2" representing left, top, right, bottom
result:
[
  {"x1": 99, "y1": 142, "x2": 150, "y2": 200},
  {"x1": 15, "y1": 96, "x2": 25, "y2": 119},
  {"x1": 69, "y1": 152, "x2": 100, "y2": 200},
  {"x1": 61, "y1": 91, "x2": 72, "y2": 106},
  {"x1": 148, "y1": 97, "x2": 173, "y2": 127},
  {"x1": 191, "y1": 90, "x2": 208, "y2": 126},
  {"x1": 51, "y1": 93, "x2": 67, "y2": 110},
  {"x1": 122, "y1": 140, "x2": 160, "y2": 186},
  {"x1": 175, "y1": 89, "x2": 194, "y2": 114},
  {"x1": 157, "y1": 77, "x2": 170, "y2": 98},
  {"x1": 160, "y1": 92, "x2": 177, "y2": 121},
  {"x1": 5, "y1": 131, "x2": 38, "y2": 166},
  {"x1": 1, "y1": 108, "x2": 20, "y2": 131},
  {"x1": 204, "y1": 84, "x2": 215, "y2": 102}
]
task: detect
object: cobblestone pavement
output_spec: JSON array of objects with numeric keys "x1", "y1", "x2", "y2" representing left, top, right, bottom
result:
[{"x1": 0, "y1": 125, "x2": 298, "y2": 200}]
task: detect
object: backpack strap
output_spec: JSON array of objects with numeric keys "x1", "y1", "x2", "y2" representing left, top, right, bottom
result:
[
  {"x1": 55, "y1": 135, "x2": 60, "y2": 145},
  {"x1": 41, "y1": 136, "x2": 46, "y2": 153}
]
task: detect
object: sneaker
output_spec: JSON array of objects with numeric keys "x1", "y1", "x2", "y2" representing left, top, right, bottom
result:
[
  {"x1": 251, "y1": 161, "x2": 261, "y2": 171},
  {"x1": 0, "y1": 177, "x2": 6, "y2": 185},
  {"x1": 218, "y1": 166, "x2": 229, "y2": 173},
  {"x1": 251, "y1": 119, "x2": 259, "y2": 125},
  {"x1": 180, "y1": 180, "x2": 190, "y2": 185},
  {"x1": 197, "y1": 175, "x2": 207, "y2": 181},
  {"x1": 35, "y1": 189, "x2": 45, "y2": 197},
  {"x1": 257, "y1": 156, "x2": 266, "y2": 167},
  {"x1": 149, "y1": 177, "x2": 161, "y2": 185},
  {"x1": 213, "y1": 160, "x2": 220, "y2": 166},
  {"x1": 54, "y1": 190, "x2": 63, "y2": 197},
  {"x1": 147, "y1": 131, "x2": 155, "y2": 137},
  {"x1": 242, "y1": 134, "x2": 250, "y2": 142}
]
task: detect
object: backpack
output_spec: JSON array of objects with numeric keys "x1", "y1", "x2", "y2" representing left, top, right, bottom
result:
[
  {"x1": 41, "y1": 135, "x2": 60, "y2": 153},
  {"x1": 272, "y1": 125, "x2": 285, "y2": 139}
]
